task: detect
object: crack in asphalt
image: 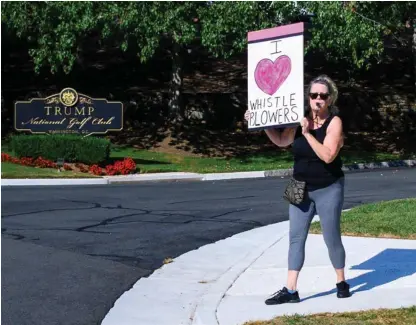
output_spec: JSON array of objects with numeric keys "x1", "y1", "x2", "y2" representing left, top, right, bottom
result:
[
  {"x1": 1, "y1": 200, "x2": 147, "y2": 219},
  {"x1": 2, "y1": 199, "x2": 261, "y2": 235},
  {"x1": 1, "y1": 204, "x2": 101, "y2": 219},
  {"x1": 2, "y1": 227, "x2": 114, "y2": 234},
  {"x1": 76, "y1": 207, "x2": 259, "y2": 232},
  {"x1": 75, "y1": 212, "x2": 147, "y2": 232},
  {"x1": 87, "y1": 254, "x2": 144, "y2": 263},
  {"x1": 169, "y1": 195, "x2": 257, "y2": 205},
  {"x1": 111, "y1": 216, "x2": 263, "y2": 227},
  {"x1": 2, "y1": 228, "x2": 25, "y2": 240},
  {"x1": 208, "y1": 207, "x2": 252, "y2": 219}
]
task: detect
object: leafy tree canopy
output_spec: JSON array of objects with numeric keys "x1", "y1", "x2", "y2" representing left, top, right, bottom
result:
[{"x1": 1, "y1": 1, "x2": 414, "y2": 73}]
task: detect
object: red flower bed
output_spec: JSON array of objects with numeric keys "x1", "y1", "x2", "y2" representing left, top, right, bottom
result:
[
  {"x1": 63, "y1": 164, "x2": 72, "y2": 171},
  {"x1": 2, "y1": 153, "x2": 57, "y2": 168},
  {"x1": 1, "y1": 152, "x2": 20, "y2": 164},
  {"x1": 89, "y1": 164, "x2": 104, "y2": 176},
  {"x1": 75, "y1": 163, "x2": 89, "y2": 173},
  {"x1": 2, "y1": 152, "x2": 11, "y2": 162},
  {"x1": 104, "y1": 158, "x2": 136, "y2": 176},
  {"x1": 34, "y1": 157, "x2": 57, "y2": 169},
  {"x1": 2, "y1": 152, "x2": 136, "y2": 176},
  {"x1": 19, "y1": 157, "x2": 35, "y2": 167}
]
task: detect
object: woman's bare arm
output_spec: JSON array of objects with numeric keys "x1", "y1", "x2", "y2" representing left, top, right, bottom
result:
[{"x1": 303, "y1": 116, "x2": 343, "y2": 163}]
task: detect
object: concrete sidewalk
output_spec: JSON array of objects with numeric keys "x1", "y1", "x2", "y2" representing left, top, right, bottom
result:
[{"x1": 101, "y1": 220, "x2": 416, "y2": 325}]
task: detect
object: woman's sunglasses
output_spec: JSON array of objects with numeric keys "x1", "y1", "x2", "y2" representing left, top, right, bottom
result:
[{"x1": 309, "y1": 93, "x2": 330, "y2": 100}]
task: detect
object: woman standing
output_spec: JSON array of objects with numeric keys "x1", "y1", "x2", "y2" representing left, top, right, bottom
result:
[{"x1": 245, "y1": 75, "x2": 351, "y2": 304}]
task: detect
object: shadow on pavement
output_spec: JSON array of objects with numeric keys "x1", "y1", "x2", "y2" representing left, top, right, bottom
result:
[{"x1": 302, "y1": 248, "x2": 416, "y2": 302}]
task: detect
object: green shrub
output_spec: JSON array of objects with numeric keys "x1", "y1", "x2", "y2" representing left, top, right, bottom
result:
[{"x1": 10, "y1": 134, "x2": 110, "y2": 164}]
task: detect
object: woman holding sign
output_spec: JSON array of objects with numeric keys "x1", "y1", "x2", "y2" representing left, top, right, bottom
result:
[{"x1": 245, "y1": 75, "x2": 351, "y2": 304}]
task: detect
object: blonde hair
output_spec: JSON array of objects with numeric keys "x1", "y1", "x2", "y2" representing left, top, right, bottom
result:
[{"x1": 306, "y1": 75, "x2": 339, "y2": 114}]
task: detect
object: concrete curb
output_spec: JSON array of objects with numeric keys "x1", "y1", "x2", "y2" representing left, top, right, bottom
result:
[
  {"x1": 202, "y1": 171, "x2": 265, "y2": 181},
  {"x1": 1, "y1": 159, "x2": 415, "y2": 187},
  {"x1": 100, "y1": 216, "x2": 416, "y2": 325},
  {"x1": 100, "y1": 221, "x2": 291, "y2": 325},
  {"x1": 340, "y1": 159, "x2": 416, "y2": 172},
  {"x1": 104, "y1": 172, "x2": 203, "y2": 183},
  {"x1": 0, "y1": 173, "x2": 203, "y2": 186},
  {"x1": 0, "y1": 178, "x2": 109, "y2": 186},
  {"x1": 264, "y1": 159, "x2": 416, "y2": 178},
  {"x1": 191, "y1": 223, "x2": 289, "y2": 325}
]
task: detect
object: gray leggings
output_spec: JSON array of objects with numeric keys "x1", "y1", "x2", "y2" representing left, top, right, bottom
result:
[{"x1": 288, "y1": 178, "x2": 345, "y2": 271}]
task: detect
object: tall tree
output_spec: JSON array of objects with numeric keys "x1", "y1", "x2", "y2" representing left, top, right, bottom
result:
[
  {"x1": 0, "y1": 1, "x2": 198, "y2": 123},
  {"x1": 3, "y1": 1, "x2": 413, "y2": 121},
  {"x1": 302, "y1": 1, "x2": 415, "y2": 85},
  {"x1": 302, "y1": 2, "x2": 385, "y2": 71},
  {"x1": 350, "y1": 1, "x2": 416, "y2": 89},
  {"x1": 197, "y1": 1, "x2": 300, "y2": 58},
  {"x1": 1, "y1": 1, "x2": 299, "y2": 124}
]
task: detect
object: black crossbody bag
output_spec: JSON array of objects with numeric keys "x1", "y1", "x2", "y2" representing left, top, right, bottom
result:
[{"x1": 283, "y1": 178, "x2": 306, "y2": 205}]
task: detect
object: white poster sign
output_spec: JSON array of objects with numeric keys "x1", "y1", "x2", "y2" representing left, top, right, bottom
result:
[{"x1": 247, "y1": 23, "x2": 304, "y2": 130}]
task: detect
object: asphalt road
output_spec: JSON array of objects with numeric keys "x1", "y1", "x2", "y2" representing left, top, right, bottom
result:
[{"x1": 2, "y1": 168, "x2": 416, "y2": 325}]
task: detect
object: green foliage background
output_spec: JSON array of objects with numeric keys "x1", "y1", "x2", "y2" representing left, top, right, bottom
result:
[{"x1": 2, "y1": 1, "x2": 413, "y2": 74}]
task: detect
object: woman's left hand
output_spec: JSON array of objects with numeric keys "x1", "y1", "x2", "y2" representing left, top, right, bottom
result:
[{"x1": 301, "y1": 118, "x2": 309, "y2": 135}]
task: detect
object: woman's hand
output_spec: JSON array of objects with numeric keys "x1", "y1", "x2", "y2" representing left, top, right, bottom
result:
[
  {"x1": 301, "y1": 117, "x2": 309, "y2": 135},
  {"x1": 244, "y1": 110, "x2": 251, "y2": 122}
]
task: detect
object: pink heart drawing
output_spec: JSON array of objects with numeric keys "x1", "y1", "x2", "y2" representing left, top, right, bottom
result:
[{"x1": 254, "y1": 55, "x2": 291, "y2": 96}]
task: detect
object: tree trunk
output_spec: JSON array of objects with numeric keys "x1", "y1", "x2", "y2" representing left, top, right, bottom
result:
[
  {"x1": 413, "y1": 19, "x2": 416, "y2": 93},
  {"x1": 168, "y1": 41, "x2": 184, "y2": 125}
]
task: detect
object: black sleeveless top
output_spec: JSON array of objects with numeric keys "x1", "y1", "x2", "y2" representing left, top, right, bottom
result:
[{"x1": 292, "y1": 114, "x2": 344, "y2": 191}]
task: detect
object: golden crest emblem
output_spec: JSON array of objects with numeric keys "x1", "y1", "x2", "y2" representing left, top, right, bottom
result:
[{"x1": 59, "y1": 88, "x2": 78, "y2": 107}]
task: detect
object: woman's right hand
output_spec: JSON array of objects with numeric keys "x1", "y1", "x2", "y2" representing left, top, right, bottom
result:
[{"x1": 244, "y1": 110, "x2": 251, "y2": 122}]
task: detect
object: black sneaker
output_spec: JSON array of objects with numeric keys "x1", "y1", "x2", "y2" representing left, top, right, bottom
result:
[
  {"x1": 265, "y1": 287, "x2": 300, "y2": 305},
  {"x1": 336, "y1": 281, "x2": 351, "y2": 298}
]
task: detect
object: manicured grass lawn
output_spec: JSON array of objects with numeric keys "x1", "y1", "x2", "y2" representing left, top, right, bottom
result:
[
  {"x1": 244, "y1": 306, "x2": 416, "y2": 325},
  {"x1": 1, "y1": 162, "x2": 97, "y2": 179},
  {"x1": 310, "y1": 198, "x2": 416, "y2": 239},
  {"x1": 111, "y1": 146, "x2": 407, "y2": 174},
  {"x1": 111, "y1": 147, "x2": 294, "y2": 173},
  {"x1": 1, "y1": 143, "x2": 411, "y2": 177}
]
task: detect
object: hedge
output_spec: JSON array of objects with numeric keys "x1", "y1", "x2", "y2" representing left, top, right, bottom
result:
[{"x1": 10, "y1": 134, "x2": 110, "y2": 164}]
